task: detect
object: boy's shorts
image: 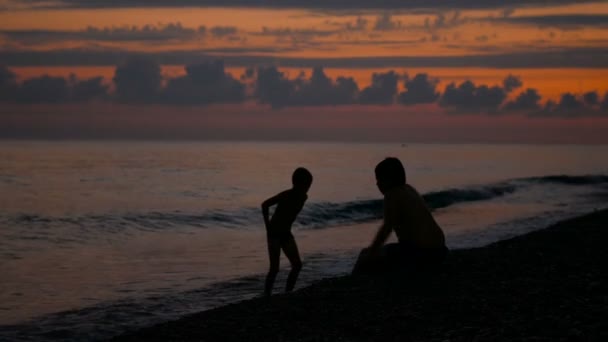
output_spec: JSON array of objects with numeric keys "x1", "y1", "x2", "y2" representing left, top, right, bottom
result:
[
  {"x1": 352, "y1": 242, "x2": 448, "y2": 274},
  {"x1": 384, "y1": 242, "x2": 448, "y2": 268}
]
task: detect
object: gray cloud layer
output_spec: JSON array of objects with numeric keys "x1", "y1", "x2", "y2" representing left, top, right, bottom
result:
[
  {"x1": 16, "y1": 0, "x2": 603, "y2": 10},
  {"x1": 2, "y1": 47, "x2": 608, "y2": 68},
  {"x1": 0, "y1": 23, "x2": 239, "y2": 44},
  {"x1": 490, "y1": 14, "x2": 608, "y2": 29}
]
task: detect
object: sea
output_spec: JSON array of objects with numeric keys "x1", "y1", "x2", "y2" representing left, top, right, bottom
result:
[{"x1": 1, "y1": 141, "x2": 607, "y2": 341}]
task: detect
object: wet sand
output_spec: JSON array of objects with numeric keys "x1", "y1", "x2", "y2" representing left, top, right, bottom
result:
[{"x1": 112, "y1": 209, "x2": 608, "y2": 341}]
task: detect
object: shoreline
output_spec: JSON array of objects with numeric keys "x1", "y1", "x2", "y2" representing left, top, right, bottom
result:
[{"x1": 112, "y1": 208, "x2": 608, "y2": 341}]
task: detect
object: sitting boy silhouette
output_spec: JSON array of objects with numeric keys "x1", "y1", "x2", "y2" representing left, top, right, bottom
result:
[
  {"x1": 354, "y1": 157, "x2": 447, "y2": 274},
  {"x1": 261, "y1": 167, "x2": 313, "y2": 297}
]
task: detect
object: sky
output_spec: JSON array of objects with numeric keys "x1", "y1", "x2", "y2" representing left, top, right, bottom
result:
[{"x1": 1, "y1": 0, "x2": 608, "y2": 143}]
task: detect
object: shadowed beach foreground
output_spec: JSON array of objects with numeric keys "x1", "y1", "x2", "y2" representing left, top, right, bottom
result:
[{"x1": 113, "y1": 209, "x2": 608, "y2": 342}]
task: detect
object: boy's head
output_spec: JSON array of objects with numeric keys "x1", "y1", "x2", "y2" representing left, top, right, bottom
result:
[
  {"x1": 375, "y1": 157, "x2": 406, "y2": 194},
  {"x1": 292, "y1": 167, "x2": 313, "y2": 192}
]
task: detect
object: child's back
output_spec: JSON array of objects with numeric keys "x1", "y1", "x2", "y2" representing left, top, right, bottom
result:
[
  {"x1": 267, "y1": 189, "x2": 307, "y2": 238},
  {"x1": 385, "y1": 183, "x2": 445, "y2": 249}
]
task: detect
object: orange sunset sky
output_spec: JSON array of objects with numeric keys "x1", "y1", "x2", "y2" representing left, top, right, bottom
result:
[{"x1": 1, "y1": 0, "x2": 608, "y2": 142}]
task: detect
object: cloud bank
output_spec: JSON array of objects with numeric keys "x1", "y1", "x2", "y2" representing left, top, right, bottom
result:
[{"x1": 1, "y1": 61, "x2": 607, "y2": 118}]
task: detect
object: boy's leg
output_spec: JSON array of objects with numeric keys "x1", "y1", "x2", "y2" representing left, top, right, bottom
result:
[
  {"x1": 383, "y1": 242, "x2": 403, "y2": 268},
  {"x1": 282, "y1": 236, "x2": 302, "y2": 293},
  {"x1": 264, "y1": 237, "x2": 281, "y2": 297},
  {"x1": 353, "y1": 247, "x2": 389, "y2": 275},
  {"x1": 352, "y1": 247, "x2": 372, "y2": 274}
]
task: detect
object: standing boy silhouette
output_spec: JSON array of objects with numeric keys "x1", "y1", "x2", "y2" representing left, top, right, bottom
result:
[{"x1": 261, "y1": 167, "x2": 313, "y2": 297}]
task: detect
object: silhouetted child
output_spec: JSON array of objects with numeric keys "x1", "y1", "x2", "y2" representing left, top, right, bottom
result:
[
  {"x1": 353, "y1": 157, "x2": 447, "y2": 274},
  {"x1": 261, "y1": 167, "x2": 313, "y2": 297}
]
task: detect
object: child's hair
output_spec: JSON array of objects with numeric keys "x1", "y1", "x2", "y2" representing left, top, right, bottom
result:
[
  {"x1": 375, "y1": 157, "x2": 406, "y2": 188},
  {"x1": 292, "y1": 167, "x2": 313, "y2": 188}
]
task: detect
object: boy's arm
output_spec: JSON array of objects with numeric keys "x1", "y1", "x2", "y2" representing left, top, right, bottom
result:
[
  {"x1": 261, "y1": 191, "x2": 285, "y2": 229},
  {"x1": 369, "y1": 195, "x2": 397, "y2": 254},
  {"x1": 369, "y1": 223, "x2": 392, "y2": 255}
]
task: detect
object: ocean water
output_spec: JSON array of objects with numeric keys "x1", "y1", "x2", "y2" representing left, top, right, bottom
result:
[{"x1": 1, "y1": 141, "x2": 607, "y2": 341}]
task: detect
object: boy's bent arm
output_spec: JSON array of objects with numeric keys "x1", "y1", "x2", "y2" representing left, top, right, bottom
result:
[
  {"x1": 369, "y1": 193, "x2": 399, "y2": 253},
  {"x1": 261, "y1": 204, "x2": 270, "y2": 229},
  {"x1": 369, "y1": 223, "x2": 392, "y2": 254},
  {"x1": 261, "y1": 191, "x2": 285, "y2": 229}
]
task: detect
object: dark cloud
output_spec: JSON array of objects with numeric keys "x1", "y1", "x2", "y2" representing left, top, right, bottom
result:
[
  {"x1": 195, "y1": 46, "x2": 298, "y2": 54},
  {"x1": 490, "y1": 15, "x2": 608, "y2": 29},
  {"x1": 3, "y1": 47, "x2": 608, "y2": 68},
  {"x1": 373, "y1": 13, "x2": 402, "y2": 31},
  {"x1": 289, "y1": 67, "x2": 358, "y2": 106},
  {"x1": 430, "y1": 34, "x2": 442, "y2": 42},
  {"x1": 247, "y1": 66, "x2": 358, "y2": 107},
  {"x1": 540, "y1": 100, "x2": 558, "y2": 113},
  {"x1": 251, "y1": 66, "x2": 295, "y2": 108},
  {"x1": 255, "y1": 27, "x2": 336, "y2": 38},
  {"x1": 602, "y1": 93, "x2": 608, "y2": 111},
  {"x1": 502, "y1": 8, "x2": 516, "y2": 18},
  {"x1": 337, "y1": 17, "x2": 369, "y2": 32},
  {"x1": 557, "y1": 93, "x2": 584, "y2": 110},
  {"x1": 503, "y1": 74, "x2": 522, "y2": 92},
  {"x1": 113, "y1": 57, "x2": 163, "y2": 103},
  {"x1": 504, "y1": 88, "x2": 542, "y2": 111},
  {"x1": 440, "y1": 80, "x2": 506, "y2": 111},
  {"x1": 326, "y1": 38, "x2": 422, "y2": 48},
  {"x1": 531, "y1": 92, "x2": 608, "y2": 118},
  {"x1": 0, "y1": 66, "x2": 17, "y2": 83},
  {"x1": 0, "y1": 67, "x2": 108, "y2": 103},
  {"x1": 162, "y1": 61, "x2": 246, "y2": 104},
  {"x1": 243, "y1": 67, "x2": 255, "y2": 79},
  {"x1": 424, "y1": 11, "x2": 468, "y2": 32},
  {"x1": 17, "y1": 0, "x2": 599, "y2": 10},
  {"x1": 16, "y1": 75, "x2": 70, "y2": 103},
  {"x1": 398, "y1": 73, "x2": 440, "y2": 105},
  {"x1": 359, "y1": 71, "x2": 400, "y2": 105},
  {"x1": 209, "y1": 26, "x2": 239, "y2": 38},
  {"x1": 0, "y1": 65, "x2": 18, "y2": 101},
  {"x1": 69, "y1": 75, "x2": 109, "y2": 102},
  {"x1": 582, "y1": 91, "x2": 599, "y2": 106},
  {"x1": 0, "y1": 23, "x2": 204, "y2": 45}
]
